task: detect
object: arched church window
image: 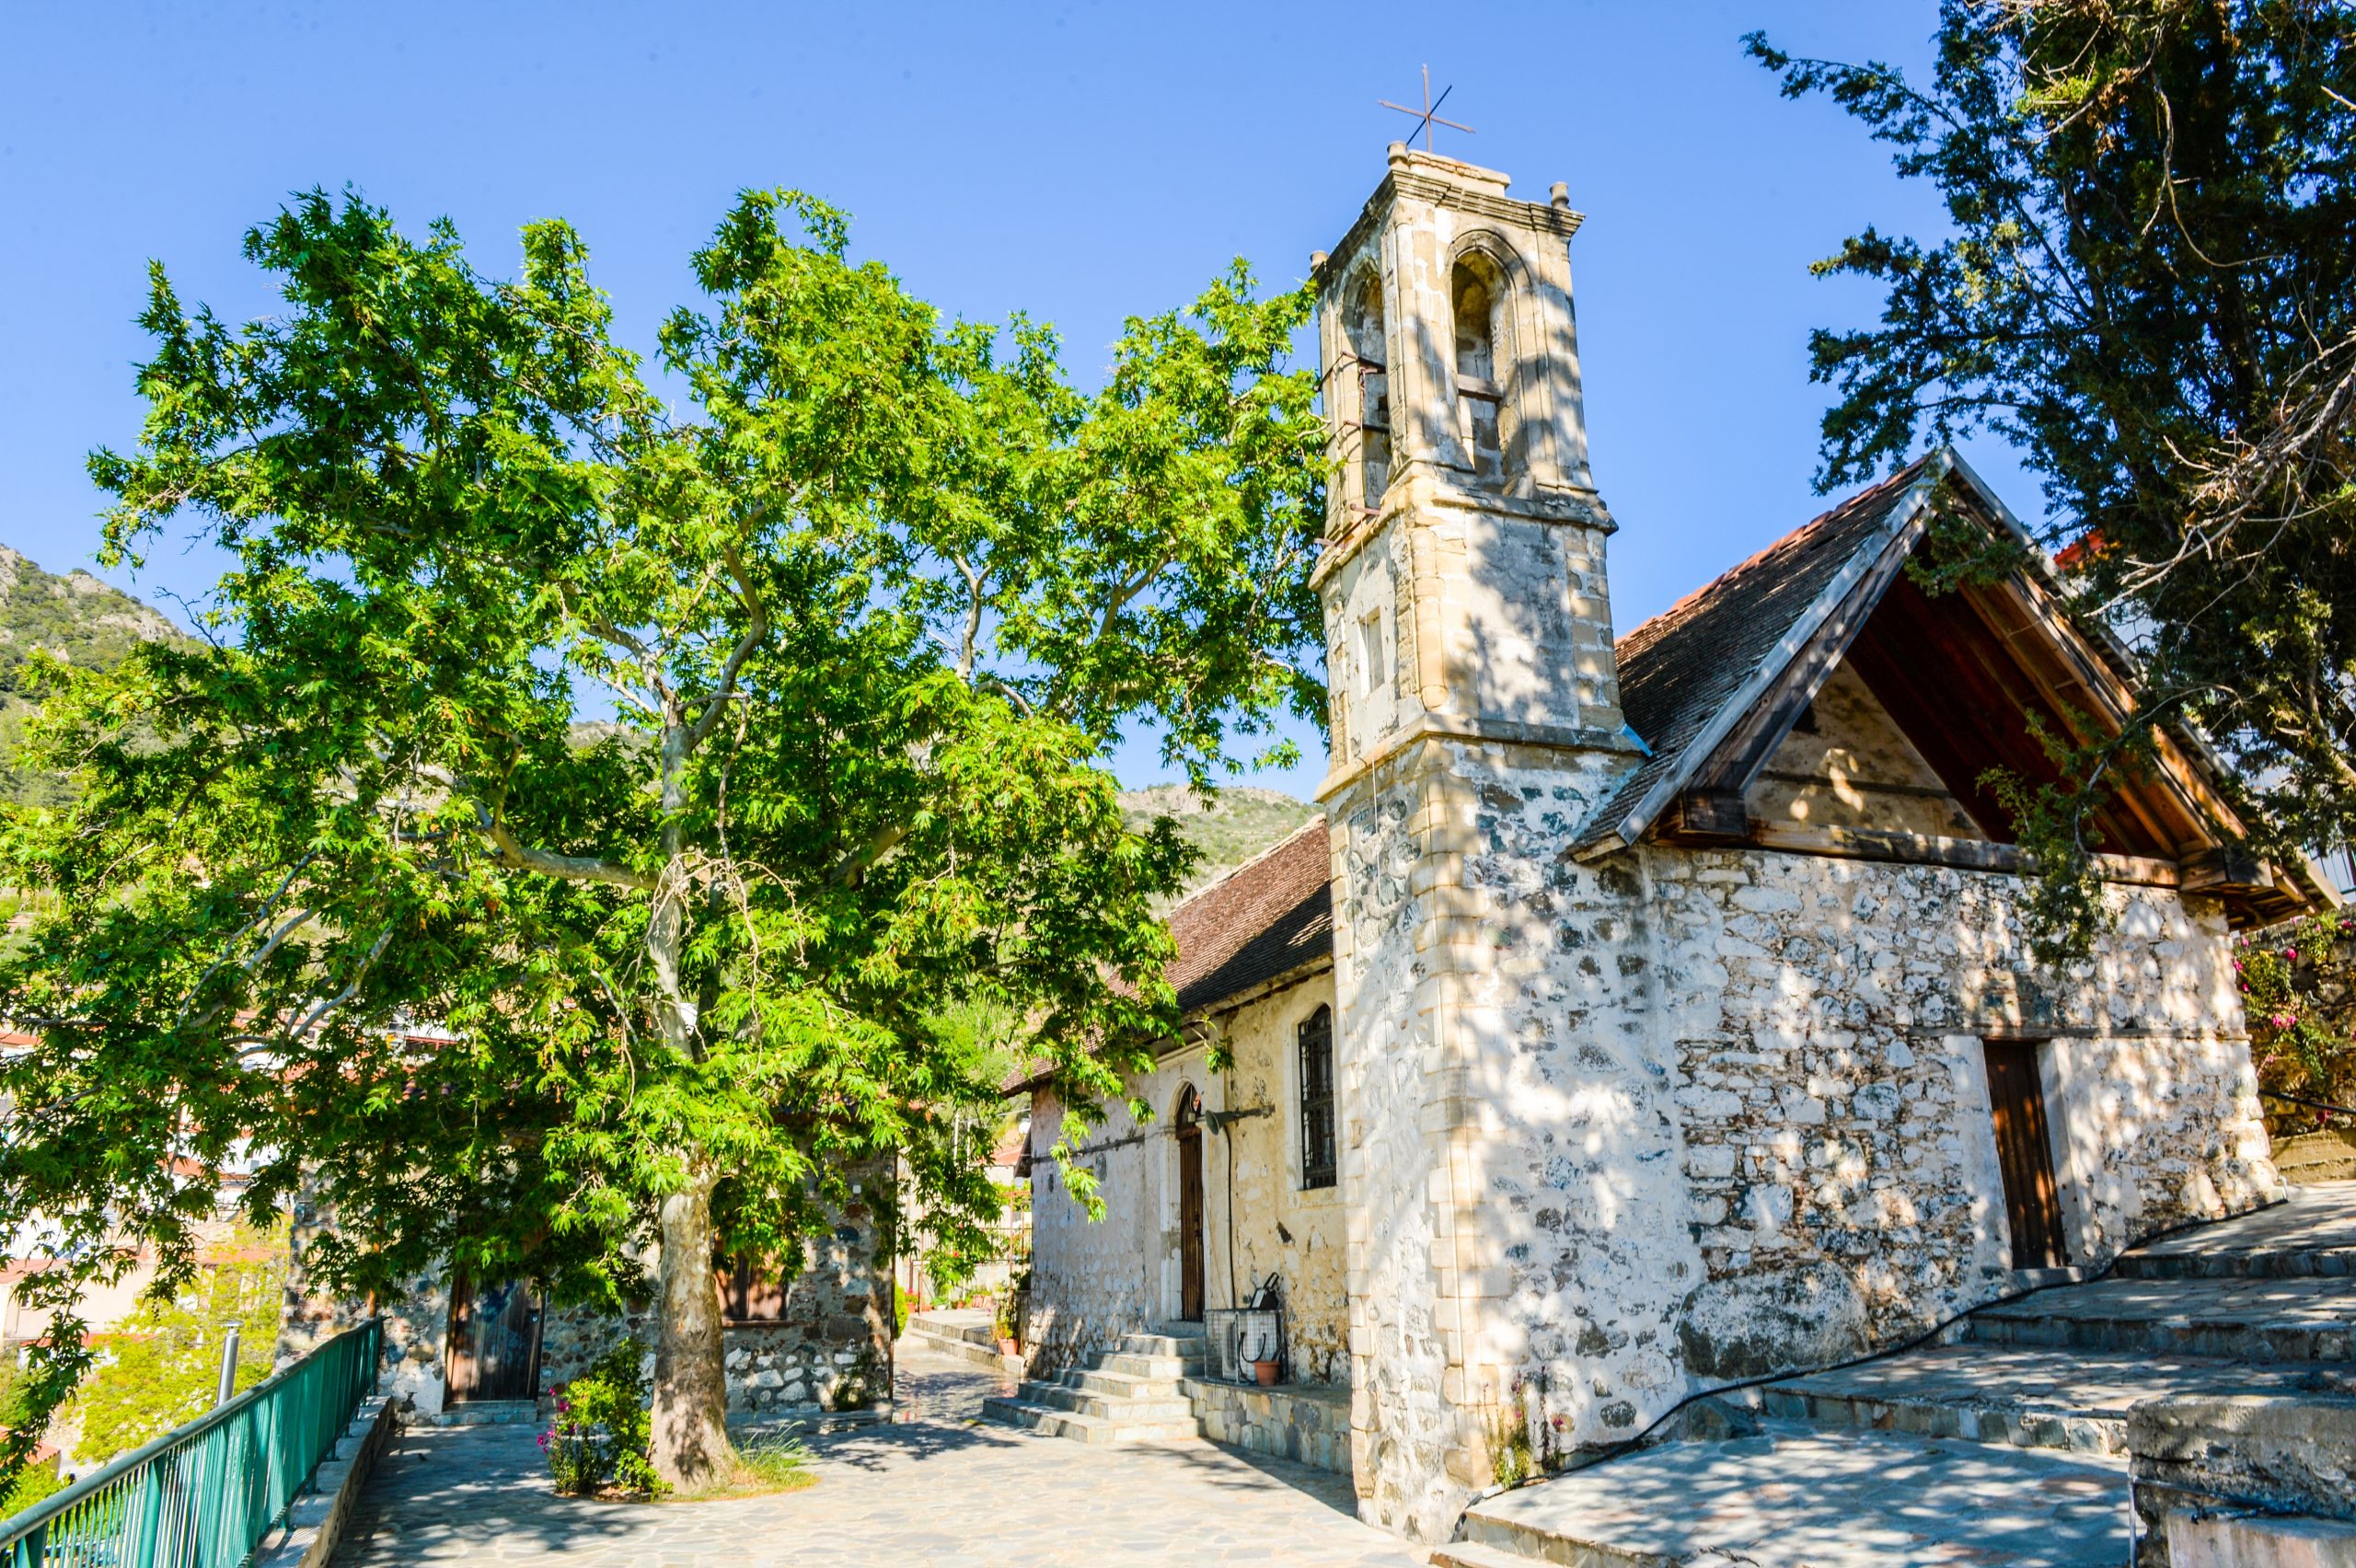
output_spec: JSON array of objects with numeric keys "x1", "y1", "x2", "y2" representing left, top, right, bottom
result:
[
  {"x1": 1451, "y1": 258, "x2": 1512, "y2": 485},
  {"x1": 1298, "y1": 1005, "x2": 1336, "y2": 1190},
  {"x1": 1346, "y1": 274, "x2": 1391, "y2": 508}
]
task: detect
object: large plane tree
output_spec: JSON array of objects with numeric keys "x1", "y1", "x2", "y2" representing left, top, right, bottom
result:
[{"x1": 0, "y1": 188, "x2": 1323, "y2": 1485}]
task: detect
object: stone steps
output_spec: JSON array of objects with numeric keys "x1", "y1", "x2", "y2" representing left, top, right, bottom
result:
[
  {"x1": 417, "y1": 1398, "x2": 538, "y2": 1428},
  {"x1": 1759, "y1": 1343, "x2": 2354, "y2": 1457},
  {"x1": 978, "y1": 1324, "x2": 1208, "y2": 1447},
  {"x1": 977, "y1": 1394, "x2": 1204, "y2": 1445},
  {"x1": 1452, "y1": 1423, "x2": 2129, "y2": 1567},
  {"x1": 1018, "y1": 1379, "x2": 1197, "y2": 1423},
  {"x1": 1426, "y1": 1542, "x2": 1536, "y2": 1568},
  {"x1": 902, "y1": 1315, "x2": 1022, "y2": 1376},
  {"x1": 1961, "y1": 1275, "x2": 2355, "y2": 1362},
  {"x1": 2104, "y1": 1180, "x2": 2356, "y2": 1282},
  {"x1": 1068, "y1": 1367, "x2": 1185, "y2": 1400}
]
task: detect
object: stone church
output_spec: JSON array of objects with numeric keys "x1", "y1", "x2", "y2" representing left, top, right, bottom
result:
[{"x1": 1018, "y1": 145, "x2": 2325, "y2": 1539}]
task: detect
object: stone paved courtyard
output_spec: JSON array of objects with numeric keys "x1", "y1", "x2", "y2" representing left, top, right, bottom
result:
[{"x1": 330, "y1": 1340, "x2": 1428, "y2": 1566}]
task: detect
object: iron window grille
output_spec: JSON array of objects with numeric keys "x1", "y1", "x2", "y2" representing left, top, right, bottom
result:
[{"x1": 1299, "y1": 1004, "x2": 1337, "y2": 1190}]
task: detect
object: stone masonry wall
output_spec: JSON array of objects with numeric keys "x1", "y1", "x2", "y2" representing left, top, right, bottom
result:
[
  {"x1": 1327, "y1": 736, "x2": 2280, "y2": 1539},
  {"x1": 1654, "y1": 847, "x2": 2277, "y2": 1379},
  {"x1": 1024, "y1": 970, "x2": 1349, "y2": 1383},
  {"x1": 282, "y1": 1183, "x2": 891, "y2": 1420},
  {"x1": 1326, "y1": 737, "x2": 1663, "y2": 1539}
]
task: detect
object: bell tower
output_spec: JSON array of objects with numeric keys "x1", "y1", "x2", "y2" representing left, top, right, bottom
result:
[{"x1": 1315, "y1": 145, "x2": 1648, "y2": 1537}]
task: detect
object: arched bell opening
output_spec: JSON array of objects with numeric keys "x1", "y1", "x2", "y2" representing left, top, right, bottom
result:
[
  {"x1": 1344, "y1": 271, "x2": 1392, "y2": 511},
  {"x1": 1450, "y1": 252, "x2": 1521, "y2": 487}
]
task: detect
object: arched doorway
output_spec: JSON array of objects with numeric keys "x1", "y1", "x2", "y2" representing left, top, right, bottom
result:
[{"x1": 1175, "y1": 1085, "x2": 1206, "y2": 1322}]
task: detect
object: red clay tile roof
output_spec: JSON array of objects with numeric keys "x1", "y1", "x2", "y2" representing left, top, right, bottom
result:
[
  {"x1": 1167, "y1": 818, "x2": 1334, "y2": 1014},
  {"x1": 998, "y1": 818, "x2": 1335, "y2": 1095}
]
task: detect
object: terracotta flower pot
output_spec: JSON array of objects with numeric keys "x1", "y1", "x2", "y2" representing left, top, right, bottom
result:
[
  {"x1": 997, "y1": 1336, "x2": 1020, "y2": 1356},
  {"x1": 1252, "y1": 1359, "x2": 1280, "y2": 1387}
]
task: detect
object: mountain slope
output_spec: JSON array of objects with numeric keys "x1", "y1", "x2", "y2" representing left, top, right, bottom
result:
[
  {"x1": 1118, "y1": 784, "x2": 1319, "y2": 900},
  {"x1": 0, "y1": 547, "x2": 182, "y2": 806}
]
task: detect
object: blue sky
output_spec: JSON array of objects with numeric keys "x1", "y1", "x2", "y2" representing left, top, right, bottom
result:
[{"x1": 0, "y1": 1, "x2": 2032, "y2": 798}]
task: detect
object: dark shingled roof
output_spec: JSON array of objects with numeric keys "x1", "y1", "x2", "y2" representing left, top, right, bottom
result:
[
  {"x1": 1167, "y1": 817, "x2": 1334, "y2": 1015},
  {"x1": 1579, "y1": 458, "x2": 1934, "y2": 850}
]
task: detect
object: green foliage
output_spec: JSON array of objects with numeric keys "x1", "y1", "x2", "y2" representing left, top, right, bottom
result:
[
  {"x1": 1750, "y1": 3, "x2": 2356, "y2": 955},
  {"x1": 1485, "y1": 1397, "x2": 1535, "y2": 1491},
  {"x1": 0, "y1": 1458, "x2": 64, "y2": 1518},
  {"x1": 892, "y1": 1286, "x2": 911, "y2": 1340},
  {"x1": 67, "y1": 1220, "x2": 287, "y2": 1466},
  {"x1": 727, "y1": 1432, "x2": 813, "y2": 1493},
  {"x1": 0, "y1": 547, "x2": 184, "y2": 810},
  {"x1": 0, "y1": 185, "x2": 1323, "y2": 1478},
  {"x1": 2236, "y1": 910, "x2": 2356, "y2": 1131},
  {"x1": 826, "y1": 1347, "x2": 883, "y2": 1412},
  {"x1": 544, "y1": 1339, "x2": 665, "y2": 1497}
]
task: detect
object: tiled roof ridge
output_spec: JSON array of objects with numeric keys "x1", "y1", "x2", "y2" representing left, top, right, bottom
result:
[
  {"x1": 1165, "y1": 811, "x2": 1328, "y2": 924},
  {"x1": 1612, "y1": 461, "x2": 1926, "y2": 663}
]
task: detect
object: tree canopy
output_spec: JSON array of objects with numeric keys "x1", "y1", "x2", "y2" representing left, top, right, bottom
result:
[
  {"x1": 1750, "y1": 0, "x2": 2356, "y2": 949},
  {"x1": 0, "y1": 187, "x2": 1324, "y2": 1483}
]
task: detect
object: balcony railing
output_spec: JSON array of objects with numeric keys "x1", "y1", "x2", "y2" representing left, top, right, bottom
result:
[{"x1": 0, "y1": 1318, "x2": 380, "y2": 1568}]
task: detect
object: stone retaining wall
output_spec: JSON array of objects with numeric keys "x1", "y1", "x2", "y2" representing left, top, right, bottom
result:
[
  {"x1": 2129, "y1": 1394, "x2": 2356, "y2": 1566},
  {"x1": 1184, "y1": 1378, "x2": 1353, "y2": 1475},
  {"x1": 283, "y1": 1186, "x2": 891, "y2": 1421}
]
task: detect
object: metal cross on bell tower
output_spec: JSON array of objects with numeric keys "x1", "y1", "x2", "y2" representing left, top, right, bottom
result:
[{"x1": 1378, "y1": 65, "x2": 1475, "y2": 153}]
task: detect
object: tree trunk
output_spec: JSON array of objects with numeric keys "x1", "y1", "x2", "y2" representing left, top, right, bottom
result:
[{"x1": 649, "y1": 1163, "x2": 733, "y2": 1490}]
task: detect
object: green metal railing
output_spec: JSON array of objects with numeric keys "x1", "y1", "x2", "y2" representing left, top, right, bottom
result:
[{"x1": 0, "y1": 1320, "x2": 380, "y2": 1568}]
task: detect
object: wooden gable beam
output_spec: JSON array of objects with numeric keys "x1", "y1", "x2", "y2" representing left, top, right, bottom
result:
[
  {"x1": 1968, "y1": 569, "x2": 2249, "y2": 849},
  {"x1": 1670, "y1": 518, "x2": 1926, "y2": 839}
]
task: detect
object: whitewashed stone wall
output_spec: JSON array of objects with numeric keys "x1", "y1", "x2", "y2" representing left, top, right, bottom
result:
[
  {"x1": 1202, "y1": 975, "x2": 1350, "y2": 1383},
  {"x1": 1327, "y1": 732, "x2": 2281, "y2": 1538},
  {"x1": 1024, "y1": 970, "x2": 1348, "y2": 1383},
  {"x1": 1654, "y1": 846, "x2": 2277, "y2": 1379}
]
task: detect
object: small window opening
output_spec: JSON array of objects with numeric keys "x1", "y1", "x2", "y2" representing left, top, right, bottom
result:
[
  {"x1": 1298, "y1": 1005, "x2": 1336, "y2": 1191},
  {"x1": 1357, "y1": 611, "x2": 1388, "y2": 697}
]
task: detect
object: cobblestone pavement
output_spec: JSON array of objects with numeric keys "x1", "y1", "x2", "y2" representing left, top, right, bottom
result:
[{"x1": 332, "y1": 1340, "x2": 1428, "y2": 1567}]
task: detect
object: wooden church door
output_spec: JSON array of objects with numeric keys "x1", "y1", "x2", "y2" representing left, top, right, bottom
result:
[
  {"x1": 446, "y1": 1275, "x2": 544, "y2": 1403},
  {"x1": 1983, "y1": 1041, "x2": 2068, "y2": 1269},
  {"x1": 1177, "y1": 1087, "x2": 1206, "y2": 1321}
]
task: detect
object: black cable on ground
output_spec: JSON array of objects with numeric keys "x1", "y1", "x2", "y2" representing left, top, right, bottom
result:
[{"x1": 1461, "y1": 1185, "x2": 2298, "y2": 1509}]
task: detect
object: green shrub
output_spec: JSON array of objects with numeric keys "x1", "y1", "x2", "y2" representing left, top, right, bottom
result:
[
  {"x1": 0, "y1": 1458, "x2": 64, "y2": 1518},
  {"x1": 826, "y1": 1348, "x2": 883, "y2": 1412},
  {"x1": 541, "y1": 1339, "x2": 666, "y2": 1497},
  {"x1": 893, "y1": 1287, "x2": 911, "y2": 1341},
  {"x1": 71, "y1": 1219, "x2": 286, "y2": 1465}
]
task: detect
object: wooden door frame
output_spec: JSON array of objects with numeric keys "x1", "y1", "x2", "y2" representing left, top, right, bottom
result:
[
  {"x1": 1175, "y1": 1084, "x2": 1206, "y2": 1322},
  {"x1": 1981, "y1": 1038, "x2": 2069, "y2": 1271}
]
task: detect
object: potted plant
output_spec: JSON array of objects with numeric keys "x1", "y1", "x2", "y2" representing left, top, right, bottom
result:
[
  {"x1": 1243, "y1": 1324, "x2": 1280, "y2": 1386},
  {"x1": 991, "y1": 1292, "x2": 1021, "y2": 1356}
]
